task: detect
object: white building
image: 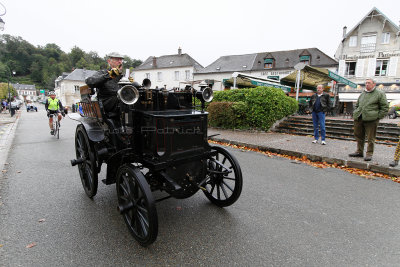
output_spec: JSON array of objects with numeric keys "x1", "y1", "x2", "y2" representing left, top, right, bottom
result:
[
  {"x1": 194, "y1": 48, "x2": 338, "y2": 91},
  {"x1": 335, "y1": 7, "x2": 400, "y2": 101},
  {"x1": 131, "y1": 48, "x2": 203, "y2": 89},
  {"x1": 12, "y1": 83, "x2": 37, "y2": 102},
  {"x1": 54, "y1": 69, "x2": 97, "y2": 107}
]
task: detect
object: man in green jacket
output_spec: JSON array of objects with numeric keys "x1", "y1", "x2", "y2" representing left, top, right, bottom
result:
[{"x1": 349, "y1": 78, "x2": 389, "y2": 161}]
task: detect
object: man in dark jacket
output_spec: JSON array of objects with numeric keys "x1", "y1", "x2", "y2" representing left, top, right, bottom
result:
[
  {"x1": 349, "y1": 78, "x2": 388, "y2": 161},
  {"x1": 85, "y1": 52, "x2": 124, "y2": 113},
  {"x1": 309, "y1": 84, "x2": 331, "y2": 145}
]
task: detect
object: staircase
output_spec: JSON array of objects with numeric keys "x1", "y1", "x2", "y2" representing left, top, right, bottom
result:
[{"x1": 273, "y1": 115, "x2": 400, "y2": 145}]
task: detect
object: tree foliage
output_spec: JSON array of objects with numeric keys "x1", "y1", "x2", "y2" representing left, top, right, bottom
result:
[{"x1": 0, "y1": 34, "x2": 143, "y2": 90}]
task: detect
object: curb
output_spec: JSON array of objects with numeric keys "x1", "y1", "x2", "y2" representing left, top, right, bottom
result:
[
  {"x1": 0, "y1": 112, "x2": 21, "y2": 171},
  {"x1": 209, "y1": 136, "x2": 400, "y2": 178}
]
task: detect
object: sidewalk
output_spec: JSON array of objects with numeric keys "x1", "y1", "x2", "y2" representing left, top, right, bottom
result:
[
  {"x1": 208, "y1": 127, "x2": 400, "y2": 177},
  {"x1": 0, "y1": 110, "x2": 20, "y2": 170}
]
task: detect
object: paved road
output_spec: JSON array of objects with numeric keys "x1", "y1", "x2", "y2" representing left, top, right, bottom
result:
[{"x1": 1, "y1": 110, "x2": 400, "y2": 266}]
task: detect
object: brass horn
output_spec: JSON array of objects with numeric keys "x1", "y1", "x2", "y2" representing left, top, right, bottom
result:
[{"x1": 117, "y1": 85, "x2": 139, "y2": 105}]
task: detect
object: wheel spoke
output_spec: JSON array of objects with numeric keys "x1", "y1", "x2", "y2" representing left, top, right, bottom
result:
[
  {"x1": 222, "y1": 156, "x2": 227, "y2": 164},
  {"x1": 137, "y1": 210, "x2": 149, "y2": 235},
  {"x1": 220, "y1": 183, "x2": 229, "y2": 199},
  {"x1": 221, "y1": 180, "x2": 234, "y2": 192},
  {"x1": 217, "y1": 185, "x2": 221, "y2": 200},
  {"x1": 120, "y1": 182, "x2": 130, "y2": 197},
  {"x1": 209, "y1": 183, "x2": 216, "y2": 195}
]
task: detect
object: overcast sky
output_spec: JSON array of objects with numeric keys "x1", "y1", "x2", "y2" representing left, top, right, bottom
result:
[{"x1": 1, "y1": 0, "x2": 399, "y2": 67}]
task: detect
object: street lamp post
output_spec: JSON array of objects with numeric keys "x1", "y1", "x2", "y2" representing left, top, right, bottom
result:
[
  {"x1": 7, "y1": 69, "x2": 16, "y2": 112},
  {"x1": 0, "y1": 2, "x2": 6, "y2": 31}
]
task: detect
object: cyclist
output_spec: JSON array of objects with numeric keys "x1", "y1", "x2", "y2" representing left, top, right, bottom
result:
[{"x1": 45, "y1": 91, "x2": 65, "y2": 134}]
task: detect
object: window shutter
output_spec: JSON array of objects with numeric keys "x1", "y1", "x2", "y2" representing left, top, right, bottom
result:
[
  {"x1": 355, "y1": 59, "x2": 365, "y2": 77},
  {"x1": 338, "y1": 60, "x2": 346, "y2": 76},
  {"x1": 388, "y1": 57, "x2": 398, "y2": 76},
  {"x1": 366, "y1": 58, "x2": 376, "y2": 77}
]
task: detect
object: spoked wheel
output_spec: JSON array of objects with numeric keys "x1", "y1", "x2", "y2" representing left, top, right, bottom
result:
[
  {"x1": 75, "y1": 124, "x2": 98, "y2": 198},
  {"x1": 116, "y1": 164, "x2": 158, "y2": 247},
  {"x1": 55, "y1": 120, "x2": 60, "y2": 139},
  {"x1": 203, "y1": 146, "x2": 243, "y2": 207}
]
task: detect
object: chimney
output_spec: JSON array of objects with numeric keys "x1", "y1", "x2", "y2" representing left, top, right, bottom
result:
[
  {"x1": 178, "y1": 47, "x2": 182, "y2": 55},
  {"x1": 152, "y1": 56, "x2": 157, "y2": 68},
  {"x1": 342, "y1": 26, "x2": 347, "y2": 38}
]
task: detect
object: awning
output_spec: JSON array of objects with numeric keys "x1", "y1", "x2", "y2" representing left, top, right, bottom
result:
[
  {"x1": 280, "y1": 65, "x2": 357, "y2": 90},
  {"x1": 224, "y1": 77, "x2": 291, "y2": 91}
]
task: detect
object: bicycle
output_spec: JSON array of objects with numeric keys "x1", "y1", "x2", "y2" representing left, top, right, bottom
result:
[{"x1": 50, "y1": 113, "x2": 60, "y2": 139}]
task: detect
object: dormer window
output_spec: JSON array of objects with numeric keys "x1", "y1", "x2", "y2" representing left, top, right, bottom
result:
[
  {"x1": 300, "y1": 55, "x2": 310, "y2": 65},
  {"x1": 284, "y1": 58, "x2": 289, "y2": 67},
  {"x1": 264, "y1": 58, "x2": 274, "y2": 69}
]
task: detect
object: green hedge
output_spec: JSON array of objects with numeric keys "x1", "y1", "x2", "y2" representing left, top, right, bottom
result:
[{"x1": 208, "y1": 86, "x2": 298, "y2": 130}]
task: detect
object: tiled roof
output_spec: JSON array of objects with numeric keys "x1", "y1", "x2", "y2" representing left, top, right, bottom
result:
[
  {"x1": 197, "y1": 48, "x2": 337, "y2": 74},
  {"x1": 196, "y1": 54, "x2": 257, "y2": 74},
  {"x1": 11, "y1": 83, "x2": 36, "y2": 90},
  {"x1": 251, "y1": 48, "x2": 337, "y2": 71},
  {"x1": 134, "y1": 53, "x2": 203, "y2": 71},
  {"x1": 64, "y1": 69, "x2": 97, "y2": 81}
]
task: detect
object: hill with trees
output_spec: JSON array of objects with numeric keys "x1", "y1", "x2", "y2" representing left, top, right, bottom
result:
[{"x1": 0, "y1": 34, "x2": 142, "y2": 92}]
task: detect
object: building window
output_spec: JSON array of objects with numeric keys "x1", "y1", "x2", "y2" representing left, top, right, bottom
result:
[
  {"x1": 345, "y1": 62, "x2": 356, "y2": 76},
  {"x1": 157, "y1": 72, "x2": 163, "y2": 81},
  {"x1": 349, "y1": 36, "x2": 357, "y2": 47},
  {"x1": 174, "y1": 71, "x2": 180, "y2": 81},
  {"x1": 185, "y1": 70, "x2": 191, "y2": 80},
  {"x1": 146, "y1": 73, "x2": 150, "y2": 79},
  {"x1": 264, "y1": 58, "x2": 274, "y2": 69},
  {"x1": 74, "y1": 85, "x2": 80, "y2": 92},
  {"x1": 284, "y1": 58, "x2": 289, "y2": 67},
  {"x1": 381, "y1": 32, "x2": 390, "y2": 44},
  {"x1": 361, "y1": 34, "x2": 376, "y2": 53},
  {"x1": 375, "y1": 60, "x2": 388, "y2": 76},
  {"x1": 299, "y1": 55, "x2": 310, "y2": 65}
]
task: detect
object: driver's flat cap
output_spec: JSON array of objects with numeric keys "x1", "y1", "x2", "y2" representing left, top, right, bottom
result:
[{"x1": 107, "y1": 52, "x2": 124, "y2": 59}]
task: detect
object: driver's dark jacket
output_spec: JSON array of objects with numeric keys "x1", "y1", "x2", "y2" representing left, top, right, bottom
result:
[
  {"x1": 85, "y1": 69, "x2": 123, "y2": 113},
  {"x1": 85, "y1": 69, "x2": 123, "y2": 99}
]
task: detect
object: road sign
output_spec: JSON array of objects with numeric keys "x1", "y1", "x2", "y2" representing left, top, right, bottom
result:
[{"x1": 40, "y1": 89, "x2": 45, "y2": 94}]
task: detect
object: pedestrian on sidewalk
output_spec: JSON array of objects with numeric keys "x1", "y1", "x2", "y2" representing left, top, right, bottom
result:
[
  {"x1": 309, "y1": 84, "x2": 331, "y2": 145},
  {"x1": 349, "y1": 78, "x2": 389, "y2": 161},
  {"x1": 10, "y1": 99, "x2": 17, "y2": 117}
]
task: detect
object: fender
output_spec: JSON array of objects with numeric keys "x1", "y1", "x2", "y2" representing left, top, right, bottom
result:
[{"x1": 69, "y1": 113, "x2": 104, "y2": 142}]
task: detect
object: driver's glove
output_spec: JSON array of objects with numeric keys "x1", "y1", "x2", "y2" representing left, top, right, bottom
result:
[{"x1": 108, "y1": 68, "x2": 121, "y2": 78}]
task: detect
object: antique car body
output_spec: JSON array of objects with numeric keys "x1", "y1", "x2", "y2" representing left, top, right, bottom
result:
[{"x1": 70, "y1": 77, "x2": 243, "y2": 246}]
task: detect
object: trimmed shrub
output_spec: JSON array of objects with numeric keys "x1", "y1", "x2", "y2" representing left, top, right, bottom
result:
[{"x1": 207, "y1": 86, "x2": 298, "y2": 130}]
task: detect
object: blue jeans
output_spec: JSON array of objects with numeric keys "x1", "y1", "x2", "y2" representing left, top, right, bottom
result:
[{"x1": 312, "y1": 111, "x2": 326, "y2": 141}]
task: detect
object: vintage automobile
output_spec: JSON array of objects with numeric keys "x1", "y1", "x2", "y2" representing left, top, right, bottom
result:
[
  {"x1": 70, "y1": 76, "x2": 243, "y2": 246},
  {"x1": 26, "y1": 102, "x2": 38, "y2": 112}
]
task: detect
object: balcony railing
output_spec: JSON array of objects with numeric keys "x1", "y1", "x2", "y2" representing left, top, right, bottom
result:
[{"x1": 360, "y1": 43, "x2": 376, "y2": 53}]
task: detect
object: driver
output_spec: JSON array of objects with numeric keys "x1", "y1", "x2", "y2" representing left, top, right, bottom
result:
[
  {"x1": 45, "y1": 91, "x2": 64, "y2": 134},
  {"x1": 85, "y1": 52, "x2": 125, "y2": 114}
]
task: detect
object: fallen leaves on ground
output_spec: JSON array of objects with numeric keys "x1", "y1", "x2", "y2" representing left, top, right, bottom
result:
[
  {"x1": 1, "y1": 170, "x2": 6, "y2": 173},
  {"x1": 26, "y1": 242, "x2": 36, "y2": 248},
  {"x1": 38, "y1": 218, "x2": 45, "y2": 223},
  {"x1": 0, "y1": 244, "x2": 3, "y2": 248},
  {"x1": 16, "y1": 171, "x2": 21, "y2": 173},
  {"x1": 209, "y1": 140, "x2": 400, "y2": 183}
]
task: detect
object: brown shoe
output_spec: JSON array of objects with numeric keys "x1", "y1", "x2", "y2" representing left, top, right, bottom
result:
[
  {"x1": 364, "y1": 155, "x2": 372, "y2": 161},
  {"x1": 349, "y1": 152, "x2": 363, "y2": 157}
]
